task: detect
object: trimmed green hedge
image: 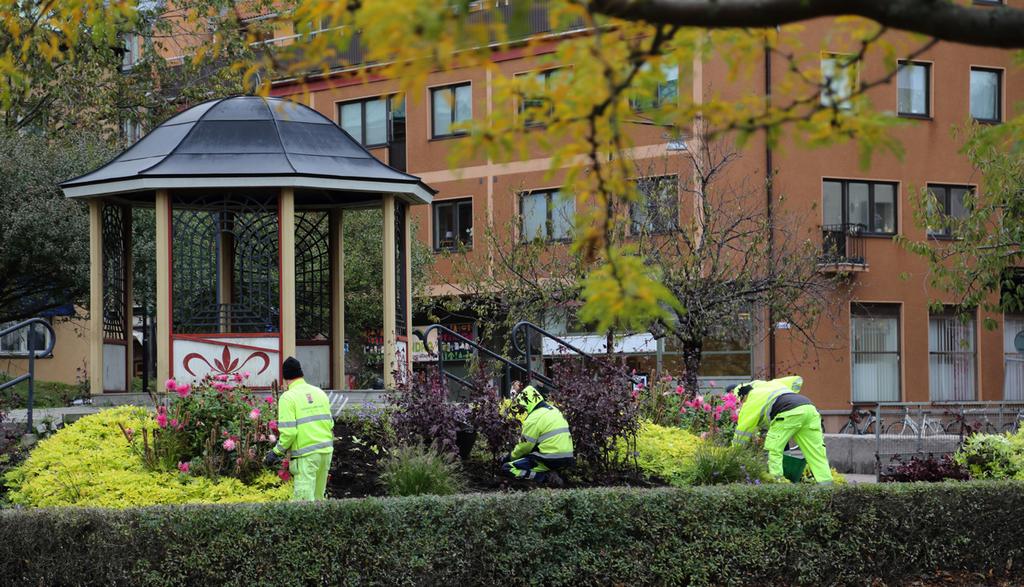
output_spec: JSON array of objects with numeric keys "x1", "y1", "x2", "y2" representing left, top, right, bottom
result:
[{"x1": 1, "y1": 482, "x2": 1023, "y2": 586}]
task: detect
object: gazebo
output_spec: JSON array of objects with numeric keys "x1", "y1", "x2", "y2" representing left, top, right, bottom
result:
[{"x1": 61, "y1": 96, "x2": 434, "y2": 394}]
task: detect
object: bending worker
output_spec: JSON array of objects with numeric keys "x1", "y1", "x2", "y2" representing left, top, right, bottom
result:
[
  {"x1": 264, "y1": 356, "x2": 335, "y2": 500},
  {"x1": 500, "y1": 381, "x2": 574, "y2": 487},
  {"x1": 728, "y1": 375, "x2": 832, "y2": 484}
]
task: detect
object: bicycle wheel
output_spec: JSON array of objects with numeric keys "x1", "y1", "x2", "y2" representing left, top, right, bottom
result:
[
  {"x1": 863, "y1": 419, "x2": 877, "y2": 435},
  {"x1": 924, "y1": 421, "x2": 946, "y2": 436},
  {"x1": 885, "y1": 421, "x2": 909, "y2": 435},
  {"x1": 839, "y1": 421, "x2": 855, "y2": 435},
  {"x1": 944, "y1": 420, "x2": 965, "y2": 435}
]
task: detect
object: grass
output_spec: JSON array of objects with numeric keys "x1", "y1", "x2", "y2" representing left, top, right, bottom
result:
[
  {"x1": 0, "y1": 379, "x2": 86, "y2": 409},
  {"x1": 379, "y1": 444, "x2": 465, "y2": 497}
]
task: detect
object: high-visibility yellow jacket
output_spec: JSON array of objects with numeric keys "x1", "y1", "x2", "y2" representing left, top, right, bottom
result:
[
  {"x1": 510, "y1": 386, "x2": 574, "y2": 466},
  {"x1": 732, "y1": 376, "x2": 803, "y2": 446},
  {"x1": 272, "y1": 378, "x2": 334, "y2": 458}
]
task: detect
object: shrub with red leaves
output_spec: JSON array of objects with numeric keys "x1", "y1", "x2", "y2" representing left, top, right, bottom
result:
[
  {"x1": 880, "y1": 454, "x2": 970, "y2": 483},
  {"x1": 388, "y1": 368, "x2": 468, "y2": 456}
]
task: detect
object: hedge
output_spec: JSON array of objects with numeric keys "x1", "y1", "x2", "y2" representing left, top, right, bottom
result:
[{"x1": 1, "y1": 482, "x2": 1023, "y2": 586}]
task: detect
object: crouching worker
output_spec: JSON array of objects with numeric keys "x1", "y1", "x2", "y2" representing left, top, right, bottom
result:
[
  {"x1": 264, "y1": 356, "x2": 335, "y2": 500},
  {"x1": 728, "y1": 375, "x2": 833, "y2": 484},
  {"x1": 500, "y1": 381, "x2": 574, "y2": 487}
]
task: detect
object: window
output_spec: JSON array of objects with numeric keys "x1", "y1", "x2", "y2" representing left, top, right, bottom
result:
[
  {"x1": 517, "y1": 69, "x2": 561, "y2": 126},
  {"x1": 431, "y1": 83, "x2": 472, "y2": 138},
  {"x1": 339, "y1": 95, "x2": 403, "y2": 147},
  {"x1": 121, "y1": 33, "x2": 141, "y2": 71},
  {"x1": 0, "y1": 320, "x2": 52, "y2": 357},
  {"x1": 520, "y1": 189, "x2": 575, "y2": 241},
  {"x1": 630, "y1": 176, "x2": 679, "y2": 234},
  {"x1": 1004, "y1": 315, "x2": 1024, "y2": 400},
  {"x1": 926, "y1": 184, "x2": 972, "y2": 237},
  {"x1": 897, "y1": 61, "x2": 930, "y2": 117},
  {"x1": 970, "y1": 67, "x2": 1002, "y2": 123},
  {"x1": 851, "y1": 304, "x2": 901, "y2": 403},
  {"x1": 433, "y1": 199, "x2": 473, "y2": 251},
  {"x1": 929, "y1": 307, "x2": 977, "y2": 401},
  {"x1": 822, "y1": 179, "x2": 897, "y2": 235},
  {"x1": 821, "y1": 54, "x2": 858, "y2": 110},
  {"x1": 630, "y1": 63, "x2": 679, "y2": 111}
]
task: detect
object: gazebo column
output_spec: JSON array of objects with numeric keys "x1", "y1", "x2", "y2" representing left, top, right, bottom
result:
[
  {"x1": 382, "y1": 194, "x2": 397, "y2": 389},
  {"x1": 218, "y1": 212, "x2": 234, "y2": 333},
  {"x1": 155, "y1": 189, "x2": 171, "y2": 380},
  {"x1": 88, "y1": 199, "x2": 104, "y2": 394},
  {"x1": 280, "y1": 187, "x2": 297, "y2": 364},
  {"x1": 123, "y1": 207, "x2": 134, "y2": 391},
  {"x1": 330, "y1": 209, "x2": 346, "y2": 389},
  {"x1": 403, "y1": 202, "x2": 413, "y2": 373}
]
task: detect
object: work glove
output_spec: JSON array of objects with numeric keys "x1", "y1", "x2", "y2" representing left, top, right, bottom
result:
[{"x1": 264, "y1": 450, "x2": 282, "y2": 467}]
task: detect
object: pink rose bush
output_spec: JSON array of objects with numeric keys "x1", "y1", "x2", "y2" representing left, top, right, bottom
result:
[
  {"x1": 120, "y1": 372, "x2": 283, "y2": 483},
  {"x1": 635, "y1": 374, "x2": 741, "y2": 442}
]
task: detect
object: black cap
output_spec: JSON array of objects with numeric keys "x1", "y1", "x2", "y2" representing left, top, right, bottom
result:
[
  {"x1": 726, "y1": 384, "x2": 738, "y2": 394},
  {"x1": 282, "y1": 356, "x2": 303, "y2": 380}
]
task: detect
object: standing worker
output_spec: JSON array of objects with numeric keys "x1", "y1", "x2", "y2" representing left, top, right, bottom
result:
[
  {"x1": 500, "y1": 381, "x2": 575, "y2": 487},
  {"x1": 728, "y1": 375, "x2": 833, "y2": 484},
  {"x1": 264, "y1": 357, "x2": 335, "y2": 500}
]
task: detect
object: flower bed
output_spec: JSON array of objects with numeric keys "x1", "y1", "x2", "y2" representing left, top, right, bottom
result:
[
  {"x1": 3, "y1": 406, "x2": 289, "y2": 508},
  {"x1": 1, "y1": 483, "x2": 1022, "y2": 586}
]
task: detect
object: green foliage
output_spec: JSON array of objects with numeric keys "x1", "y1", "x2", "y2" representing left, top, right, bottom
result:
[
  {"x1": 625, "y1": 421, "x2": 702, "y2": 487},
  {"x1": 0, "y1": 376, "x2": 88, "y2": 409},
  {"x1": 379, "y1": 444, "x2": 464, "y2": 497},
  {"x1": 955, "y1": 433, "x2": 1021, "y2": 479},
  {"x1": 2, "y1": 483, "x2": 1024, "y2": 585},
  {"x1": 3, "y1": 406, "x2": 289, "y2": 508},
  {"x1": 680, "y1": 444, "x2": 771, "y2": 486}
]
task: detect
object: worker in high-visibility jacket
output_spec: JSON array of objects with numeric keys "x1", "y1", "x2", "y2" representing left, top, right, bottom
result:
[
  {"x1": 500, "y1": 381, "x2": 574, "y2": 487},
  {"x1": 728, "y1": 375, "x2": 833, "y2": 484},
  {"x1": 264, "y1": 357, "x2": 335, "y2": 500}
]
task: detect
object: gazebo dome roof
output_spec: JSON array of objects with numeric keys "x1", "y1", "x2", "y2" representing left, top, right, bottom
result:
[{"x1": 61, "y1": 95, "x2": 434, "y2": 203}]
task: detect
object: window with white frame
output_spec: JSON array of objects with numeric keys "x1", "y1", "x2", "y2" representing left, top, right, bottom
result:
[
  {"x1": 630, "y1": 175, "x2": 679, "y2": 234},
  {"x1": 851, "y1": 304, "x2": 901, "y2": 403},
  {"x1": 929, "y1": 307, "x2": 977, "y2": 401},
  {"x1": 433, "y1": 198, "x2": 472, "y2": 251},
  {"x1": 1004, "y1": 315, "x2": 1024, "y2": 400},
  {"x1": 0, "y1": 320, "x2": 52, "y2": 357},
  {"x1": 820, "y1": 54, "x2": 858, "y2": 110},
  {"x1": 520, "y1": 189, "x2": 575, "y2": 241}
]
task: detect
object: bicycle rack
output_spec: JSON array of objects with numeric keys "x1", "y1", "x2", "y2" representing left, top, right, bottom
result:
[{"x1": 0, "y1": 318, "x2": 57, "y2": 433}]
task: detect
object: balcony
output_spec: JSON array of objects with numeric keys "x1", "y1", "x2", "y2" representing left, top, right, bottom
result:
[{"x1": 818, "y1": 223, "x2": 868, "y2": 272}]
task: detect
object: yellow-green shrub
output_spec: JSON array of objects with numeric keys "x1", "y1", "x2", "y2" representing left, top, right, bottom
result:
[
  {"x1": 4, "y1": 406, "x2": 289, "y2": 508},
  {"x1": 625, "y1": 421, "x2": 703, "y2": 486}
]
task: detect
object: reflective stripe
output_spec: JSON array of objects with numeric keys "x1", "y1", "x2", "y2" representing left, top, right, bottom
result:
[
  {"x1": 734, "y1": 430, "x2": 754, "y2": 438},
  {"x1": 537, "y1": 427, "x2": 570, "y2": 442},
  {"x1": 290, "y1": 440, "x2": 334, "y2": 456},
  {"x1": 277, "y1": 421, "x2": 297, "y2": 428},
  {"x1": 734, "y1": 436, "x2": 751, "y2": 445},
  {"x1": 295, "y1": 413, "x2": 333, "y2": 425},
  {"x1": 760, "y1": 388, "x2": 790, "y2": 427},
  {"x1": 273, "y1": 443, "x2": 287, "y2": 455},
  {"x1": 530, "y1": 451, "x2": 573, "y2": 459},
  {"x1": 521, "y1": 434, "x2": 538, "y2": 443}
]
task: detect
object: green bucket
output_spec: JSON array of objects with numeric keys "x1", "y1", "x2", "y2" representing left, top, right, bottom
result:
[{"x1": 782, "y1": 449, "x2": 806, "y2": 483}]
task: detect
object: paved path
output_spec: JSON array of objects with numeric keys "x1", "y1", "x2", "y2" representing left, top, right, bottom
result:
[
  {"x1": 844, "y1": 473, "x2": 877, "y2": 484},
  {"x1": 4, "y1": 407, "x2": 100, "y2": 432}
]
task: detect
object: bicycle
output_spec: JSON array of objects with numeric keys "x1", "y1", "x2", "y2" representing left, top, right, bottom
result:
[
  {"x1": 943, "y1": 408, "x2": 999, "y2": 436},
  {"x1": 838, "y1": 407, "x2": 878, "y2": 435},
  {"x1": 1001, "y1": 409, "x2": 1024, "y2": 433},
  {"x1": 885, "y1": 406, "x2": 946, "y2": 436}
]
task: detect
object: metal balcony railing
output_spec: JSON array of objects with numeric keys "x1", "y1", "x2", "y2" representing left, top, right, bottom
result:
[{"x1": 820, "y1": 223, "x2": 867, "y2": 267}]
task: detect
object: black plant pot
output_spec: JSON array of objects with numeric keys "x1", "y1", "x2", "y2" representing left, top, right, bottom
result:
[{"x1": 455, "y1": 429, "x2": 477, "y2": 461}]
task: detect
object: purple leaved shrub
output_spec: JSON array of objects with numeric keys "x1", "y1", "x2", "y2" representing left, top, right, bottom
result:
[{"x1": 388, "y1": 368, "x2": 468, "y2": 456}]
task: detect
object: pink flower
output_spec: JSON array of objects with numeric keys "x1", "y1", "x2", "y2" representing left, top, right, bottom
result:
[
  {"x1": 679, "y1": 406, "x2": 687, "y2": 414},
  {"x1": 713, "y1": 411, "x2": 722, "y2": 421},
  {"x1": 630, "y1": 390, "x2": 639, "y2": 399},
  {"x1": 278, "y1": 468, "x2": 291, "y2": 482},
  {"x1": 124, "y1": 427, "x2": 134, "y2": 439},
  {"x1": 170, "y1": 419, "x2": 179, "y2": 429},
  {"x1": 175, "y1": 382, "x2": 190, "y2": 398},
  {"x1": 700, "y1": 431, "x2": 711, "y2": 440},
  {"x1": 242, "y1": 371, "x2": 251, "y2": 379},
  {"x1": 268, "y1": 433, "x2": 277, "y2": 443},
  {"x1": 164, "y1": 378, "x2": 176, "y2": 391},
  {"x1": 156, "y1": 413, "x2": 168, "y2": 428},
  {"x1": 268, "y1": 420, "x2": 278, "y2": 432},
  {"x1": 214, "y1": 373, "x2": 228, "y2": 382},
  {"x1": 731, "y1": 412, "x2": 739, "y2": 422},
  {"x1": 178, "y1": 461, "x2": 190, "y2": 473},
  {"x1": 249, "y1": 408, "x2": 261, "y2": 420},
  {"x1": 709, "y1": 380, "x2": 718, "y2": 388},
  {"x1": 702, "y1": 404, "x2": 711, "y2": 412},
  {"x1": 695, "y1": 395, "x2": 704, "y2": 404},
  {"x1": 264, "y1": 396, "x2": 275, "y2": 405},
  {"x1": 223, "y1": 438, "x2": 236, "y2": 451},
  {"x1": 233, "y1": 373, "x2": 244, "y2": 382},
  {"x1": 675, "y1": 385, "x2": 684, "y2": 395}
]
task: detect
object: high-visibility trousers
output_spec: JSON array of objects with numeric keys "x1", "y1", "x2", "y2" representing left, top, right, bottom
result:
[
  {"x1": 763, "y1": 404, "x2": 832, "y2": 484},
  {"x1": 289, "y1": 450, "x2": 333, "y2": 501}
]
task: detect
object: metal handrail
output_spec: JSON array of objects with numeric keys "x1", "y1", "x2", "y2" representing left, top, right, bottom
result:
[
  {"x1": 0, "y1": 318, "x2": 57, "y2": 432},
  {"x1": 416, "y1": 324, "x2": 553, "y2": 393},
  {"x1": 510, "y1": 320, "x2": 642, "y2": 388}
]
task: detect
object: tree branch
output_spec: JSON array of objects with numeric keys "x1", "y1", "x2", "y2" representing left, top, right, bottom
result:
[{"x1": 588, "y1": 0, "x2": 1024, "y2": 49}]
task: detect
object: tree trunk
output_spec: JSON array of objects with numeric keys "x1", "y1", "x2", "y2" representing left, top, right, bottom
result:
[{"x1": 681, "y1": 339, "x2": 703, "y2": 397}]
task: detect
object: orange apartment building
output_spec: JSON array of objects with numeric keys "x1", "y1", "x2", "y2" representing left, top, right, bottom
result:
[{"x1": 83, "y1": 1, "x2": 1022, "y2": 423}]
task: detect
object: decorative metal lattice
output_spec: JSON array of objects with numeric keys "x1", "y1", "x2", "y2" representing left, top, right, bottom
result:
[
  {"x1": 295, "y1": 211, "x2": 330, "y2": 341},
  {"x1": 395, "y1": 202, "x2": 407, "y2": 337},
  {"x1": 102, "y1": 204, "x2": 128, "y2": 340},
  {"x1": 172, "y1": 194, "x2": 280, "y2": 334}
]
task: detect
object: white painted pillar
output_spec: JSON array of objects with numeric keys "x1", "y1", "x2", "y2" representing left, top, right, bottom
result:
[
  {"x1": 280, "y1": 188, "x2": 297, "y2": 363},
  {"x1": 155, "y1": 190, "x2": 171, "y2": 381},
  {"x1": 382, "y1": 195, "x2": 397, "y2": 389}
]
